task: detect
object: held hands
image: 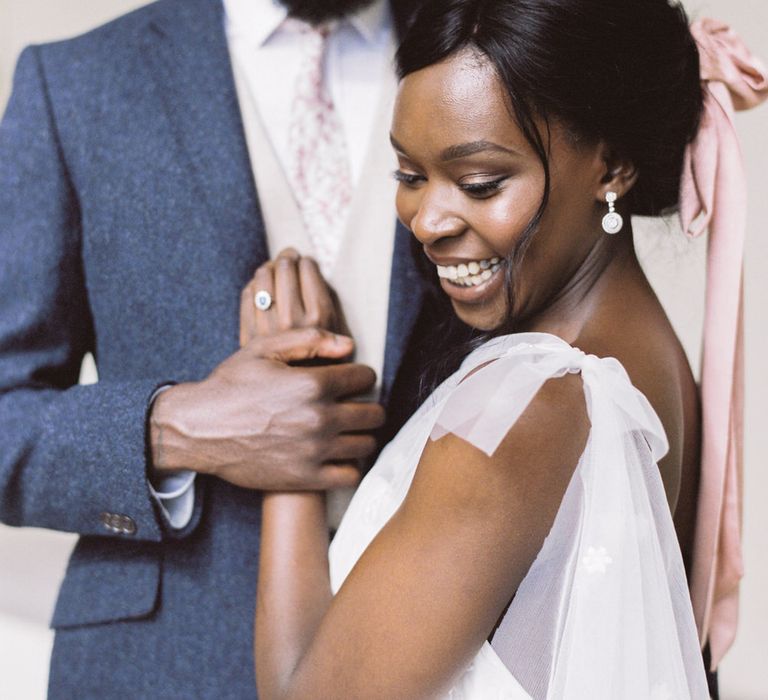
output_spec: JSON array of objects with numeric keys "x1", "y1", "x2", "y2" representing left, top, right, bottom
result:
[
  {"x1": 240, "y1": 248, "x2": 349, "y2": 344},
  {"x1": 149, "y1": 249, "x2": 384, "y2": 491}
]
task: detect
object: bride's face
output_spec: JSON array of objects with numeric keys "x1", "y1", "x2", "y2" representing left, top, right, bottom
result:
[{"x1": 391, "y1": 50, "x2": 610, "y2": 331}]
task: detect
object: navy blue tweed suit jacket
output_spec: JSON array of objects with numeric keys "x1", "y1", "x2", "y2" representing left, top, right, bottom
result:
[{"x1": 0, "y1": 0, "x2": 431, "y2": 697}]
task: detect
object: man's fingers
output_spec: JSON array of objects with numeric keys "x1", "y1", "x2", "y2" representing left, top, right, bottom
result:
[
  {"x1": 319, "y1": 362, "x2": 377, "y2": 399},
  {"x1": 323, "y1": 434, "x2": 378, "y2": 462},
  {"x1": 317, "y1": 464, "x2": 362, "y2": 490},
  {"x1": 252, "y1": 328, "x2": 354, "y2": 363},
  {"x1": 329, "y1": 401, "x2": 387, "y2": 433}
]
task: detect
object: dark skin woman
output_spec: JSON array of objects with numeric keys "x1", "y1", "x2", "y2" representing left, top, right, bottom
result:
[{"x1": 242, "y1": 0, "x2": 706, "y2": 697}]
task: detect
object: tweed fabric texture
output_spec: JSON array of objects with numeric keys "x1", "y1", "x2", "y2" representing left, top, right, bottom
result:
[{"x1": 0, "y1": 0, "x2": 427, "y2": 697}]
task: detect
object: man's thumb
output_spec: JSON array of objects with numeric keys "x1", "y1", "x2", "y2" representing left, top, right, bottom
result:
[{"x1": 258, "y1": 328, "x2": 354, "y2": 363}]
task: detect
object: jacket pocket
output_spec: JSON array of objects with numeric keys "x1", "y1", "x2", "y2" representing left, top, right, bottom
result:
[{"x1": 51, "y1": 535, "x2": 161, "y2": 628}]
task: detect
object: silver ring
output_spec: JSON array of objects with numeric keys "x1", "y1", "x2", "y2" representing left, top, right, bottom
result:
[{"x1": 254, "y1": 290, "x2": 273, "y2": 311}]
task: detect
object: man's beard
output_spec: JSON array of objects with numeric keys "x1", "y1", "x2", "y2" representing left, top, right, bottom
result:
[{"x1": 279, "y1": 0, "x2": 378, "y2": 24}]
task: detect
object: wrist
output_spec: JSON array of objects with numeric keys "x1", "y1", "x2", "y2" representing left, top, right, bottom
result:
[
  {"x1": 262, "y1": 492, "x2": 329, "y2": 544},
  {"x1": 149, "y1": 382, "x2": 206, "y2": 476}
]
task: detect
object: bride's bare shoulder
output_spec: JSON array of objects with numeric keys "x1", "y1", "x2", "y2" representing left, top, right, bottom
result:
[{"x1": 575, "y1": 299, "x2": 700, "y2": 521}]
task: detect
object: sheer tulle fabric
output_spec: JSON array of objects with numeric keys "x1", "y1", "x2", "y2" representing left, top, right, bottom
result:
[{"x1": 329, "y1": 333, "x2": 708, "y2": 699}]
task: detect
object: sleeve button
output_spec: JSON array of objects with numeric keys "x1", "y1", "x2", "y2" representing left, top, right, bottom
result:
[
  {"x1": 119, "y1": 515, "x2": 137, "y2": 535},
  {"x1": 100, "y1": 512, "x2": 136, "y2": 535}
]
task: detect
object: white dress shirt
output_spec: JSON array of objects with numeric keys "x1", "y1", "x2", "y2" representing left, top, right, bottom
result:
[
  {"x1": 225, "y1": 0, "x2": 393, "y2": 184},
  {"x1": 152, "y1": 0, "x2": 396, "y2": 529}
]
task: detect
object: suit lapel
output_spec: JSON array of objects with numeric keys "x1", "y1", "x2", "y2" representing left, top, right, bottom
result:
[
  {"x1": 381, "y1": 221, "x2": 426, "y2": 403},
  {"x1": 141, "y1": 0, "x2": 268, "y2": 267},
  {"x1": 140, "y1": 0, "x2": 426, "y2": 401}
]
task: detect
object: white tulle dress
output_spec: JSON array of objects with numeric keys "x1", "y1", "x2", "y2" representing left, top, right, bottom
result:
[{"x1": 328, "y1": 333, "x2": 709, "y2": 699}]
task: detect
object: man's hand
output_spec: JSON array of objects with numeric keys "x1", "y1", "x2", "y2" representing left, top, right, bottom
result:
[{"x1": 149, "y1": 328, "x2": 385, "y2": 491}]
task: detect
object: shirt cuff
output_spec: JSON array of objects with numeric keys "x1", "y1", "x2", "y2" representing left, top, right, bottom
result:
[
  {"x1": 146, "y1": 384, "x2": 196, "y2": 530},
  {"x1": 148, "y1": 470, "x2": 197, "y2": 530}
]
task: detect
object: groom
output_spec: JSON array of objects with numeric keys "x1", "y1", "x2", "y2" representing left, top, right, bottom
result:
[{"x1": 0, "y1": 0, "x2": 437, "y2": 696}]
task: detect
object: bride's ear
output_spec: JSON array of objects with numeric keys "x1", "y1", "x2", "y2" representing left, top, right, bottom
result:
[{"x1": 595, "y1": 143, "x2": 638, "y2": 204}]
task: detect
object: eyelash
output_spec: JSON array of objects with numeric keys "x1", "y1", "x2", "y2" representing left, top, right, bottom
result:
[
  {"x1": 460, "y1": 179, "x2": 506, "y2": 197},
  {"x1": 392, "y1": 171, "x2": 507, "y2": 199},
  {"x1": 392, "y1": 171, "x2": 424, "y2": 186}
]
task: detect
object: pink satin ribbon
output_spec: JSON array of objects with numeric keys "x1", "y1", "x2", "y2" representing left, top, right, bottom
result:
[{"x1": 680, "y1": 18, "x2": 768, "y2": 670}]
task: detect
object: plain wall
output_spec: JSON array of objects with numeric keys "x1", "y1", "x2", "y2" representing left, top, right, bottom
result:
[{"x1": 0, "y1": 0, "x2": 765, "y2": 697}]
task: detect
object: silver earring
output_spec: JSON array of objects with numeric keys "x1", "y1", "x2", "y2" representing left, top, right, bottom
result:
[{"x1": 602, "y1": 191, "x2": 623, "y2": 234}]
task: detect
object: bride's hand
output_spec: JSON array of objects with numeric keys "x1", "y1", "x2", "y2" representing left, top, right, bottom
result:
[{"x1": 240, "y1": 248, "x2": 349, "y2": 347}]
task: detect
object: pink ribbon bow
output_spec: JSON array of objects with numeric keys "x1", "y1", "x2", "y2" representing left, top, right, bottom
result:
[{"x1": 680, "y1": 18, "x2": 768, "y2": 670}]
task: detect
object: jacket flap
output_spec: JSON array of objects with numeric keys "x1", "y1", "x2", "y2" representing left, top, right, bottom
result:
[{"x1": 51, "y1": 536, "x2": 160, "y2": 629}]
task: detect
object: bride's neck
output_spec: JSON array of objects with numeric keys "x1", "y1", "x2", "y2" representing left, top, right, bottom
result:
[{"x1": 520, "y1": 224, "x2": 643, "y2": 343}]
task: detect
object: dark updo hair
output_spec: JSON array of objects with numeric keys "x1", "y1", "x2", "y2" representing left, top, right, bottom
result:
[{"x1": 397, "y1": 0, "x2": 704, "y2": 220}]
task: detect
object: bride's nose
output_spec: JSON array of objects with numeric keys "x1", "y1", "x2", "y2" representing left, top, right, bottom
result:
[{"x1": 408, "y1": 186, "x2": 465, "y2": 245}]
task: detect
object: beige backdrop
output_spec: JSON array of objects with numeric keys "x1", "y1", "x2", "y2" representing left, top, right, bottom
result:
[{"x1": 0, "y1": 1, "x2": 765, "y2": 698}]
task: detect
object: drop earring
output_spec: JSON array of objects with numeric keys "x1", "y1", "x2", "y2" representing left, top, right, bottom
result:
[{"x1": 602, "y1": 191, "x2": 623, "y2": 234}]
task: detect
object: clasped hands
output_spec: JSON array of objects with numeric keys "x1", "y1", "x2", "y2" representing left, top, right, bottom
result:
[{"x1": 149, "y1": 249, "x2": 385, "y2": 491}]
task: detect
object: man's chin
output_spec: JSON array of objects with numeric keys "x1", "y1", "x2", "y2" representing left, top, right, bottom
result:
[{"x1": 278, "y1": 0, "x2": 377, "y2": 24}]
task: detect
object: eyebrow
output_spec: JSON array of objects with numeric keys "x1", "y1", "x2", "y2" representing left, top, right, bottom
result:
[
  {"x1": 390, "y1": 135, "x2": 519, "y2": 161},
  {"x1": 440, "y1": 140, "x2": 519, "y2": 161}
]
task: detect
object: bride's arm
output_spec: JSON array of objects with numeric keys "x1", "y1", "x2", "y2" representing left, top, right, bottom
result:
[
  {"x1": 242, "y1": 251, "x2": 588, "y2": 699},
  {"x1": 254, "y1": 386, "x2": 588, "y2": 698},
  {"x1": 255, "y1": 491, "x2": 333, "y2": 699}
]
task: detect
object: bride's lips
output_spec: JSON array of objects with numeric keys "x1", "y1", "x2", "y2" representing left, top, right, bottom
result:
[{"x1": 428, "y1": 254, "x2": 507, "y2": 305}]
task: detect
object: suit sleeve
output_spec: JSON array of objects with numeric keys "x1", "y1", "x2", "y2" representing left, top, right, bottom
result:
[{"x1": 0, "y1": 46, "x2": 200, "y2": 542}]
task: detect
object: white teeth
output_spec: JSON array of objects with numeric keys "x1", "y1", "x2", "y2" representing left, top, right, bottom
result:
[{"x1": 435, "y1": 257, "x2": 504, "y2": 287}]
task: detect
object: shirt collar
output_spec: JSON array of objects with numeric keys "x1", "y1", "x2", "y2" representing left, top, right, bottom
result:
[
  {"x1": 223, "y1": 0, "x2": 391, "y2": 48},
  {"x1": 223, "y1": 0, "x2": 286, "y2": 47},
  {"x1": 348, "y1": 1, "x2": 391, "y2": 44}
]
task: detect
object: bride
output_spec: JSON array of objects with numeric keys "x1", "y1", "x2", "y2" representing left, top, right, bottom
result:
[{"x1": 241, "y1": 0, "x2": 764, "y2": 697}]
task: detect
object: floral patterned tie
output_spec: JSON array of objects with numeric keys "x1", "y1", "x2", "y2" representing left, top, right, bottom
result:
[{"x1": 287, "y1": 19, "x2": 353, "y2": 276}]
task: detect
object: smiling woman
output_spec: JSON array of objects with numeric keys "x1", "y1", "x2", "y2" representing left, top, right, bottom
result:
[
  {"x1": 244, "y1": 0, "x2": 767, "y2": 698},
  {"x1": 390, "y1": 50, "x2": 636, "y2": 332}
]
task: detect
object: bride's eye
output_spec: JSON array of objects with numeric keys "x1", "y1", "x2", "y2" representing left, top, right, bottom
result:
[
  {"x1": 392, "y1": 170, "x2": 425, "y2": 187},
  {"x1": 459, "y1": 177, "x2": 508, "y2": 199}
]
